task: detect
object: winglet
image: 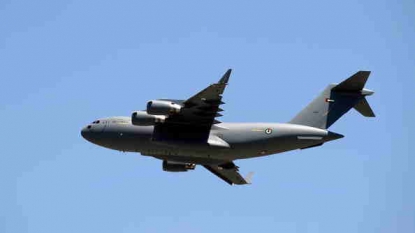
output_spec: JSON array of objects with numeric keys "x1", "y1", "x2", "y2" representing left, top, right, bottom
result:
[
  {"x1": 245, "y1": 172, "x2": 254, "y2": 184},
  {"x1": 219, "y1": 69, "x2": 232, "y2": 84}
]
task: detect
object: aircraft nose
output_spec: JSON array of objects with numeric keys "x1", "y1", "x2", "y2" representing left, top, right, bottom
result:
[{"x1": 81, "y1": 125, "x2": 92, "y2": 140}]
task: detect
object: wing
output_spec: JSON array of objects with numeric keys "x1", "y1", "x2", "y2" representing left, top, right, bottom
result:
[
  {"x1": 153, "y1": 69, "x2": 231, "y2": 142},
  {"x1": 203, "y1": 162, "x2": 253, "y2": 185}
]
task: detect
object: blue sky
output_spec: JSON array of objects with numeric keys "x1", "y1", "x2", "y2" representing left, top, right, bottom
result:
[{"x1": 1, "y1": 0, "x2": 414, "y2": 232}]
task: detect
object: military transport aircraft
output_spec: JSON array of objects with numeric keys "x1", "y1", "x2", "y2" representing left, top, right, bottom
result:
[{"x1": 81, "y1": 69, "x2": 375, "y2": 185}]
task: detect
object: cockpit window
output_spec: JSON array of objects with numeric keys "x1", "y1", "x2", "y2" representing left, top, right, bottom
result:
[{"x1": 91, "y1": 120, "x2": 101, "y2": 124}]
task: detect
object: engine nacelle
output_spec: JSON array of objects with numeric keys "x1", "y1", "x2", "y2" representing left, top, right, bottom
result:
[
  {"x1": 131, "y1": 111, "x2": 166, "y2": 126},
  {"x1": 147, "y1": 100, "x2": 182, "y2": 115},
  {"x1": 162, "y1": 160, "x2": 196, "y2": 172}
]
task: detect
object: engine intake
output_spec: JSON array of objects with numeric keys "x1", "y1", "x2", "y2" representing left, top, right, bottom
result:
[
  {"x1": 131, "y1": 111, "x2": 165, "y2": 126},
  {"x1": 162, "y1": 160, "x2": 196, "y2": 172},
  {"x1": 147, "y1": 100, "x2": 182, "y2": 115}
]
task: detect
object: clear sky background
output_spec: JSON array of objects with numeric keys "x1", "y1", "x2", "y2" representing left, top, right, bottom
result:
[{"x1": 1, "y1": 1, "x2": 414, "y2": 232}]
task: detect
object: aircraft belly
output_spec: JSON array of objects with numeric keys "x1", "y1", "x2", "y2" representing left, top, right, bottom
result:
[
  {"x1": 143, "y1": 144, "x2": 228, "y2": 158},
  {"x1": 149, "y1": 155, "x2": 227, "y2": 165}
]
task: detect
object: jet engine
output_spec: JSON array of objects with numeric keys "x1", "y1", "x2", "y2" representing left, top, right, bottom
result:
[
  {"x1": 147, "y1": 100, "x2": 182, "y2": 115},
  {"x1": 131, "y1": 111, "x2": 166, "y2": 126},
  {"x1": 162, "y1": 160, "x2": 196, "y2": 172}
]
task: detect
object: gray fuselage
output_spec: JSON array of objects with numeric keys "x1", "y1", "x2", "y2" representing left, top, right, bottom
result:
[{"x1": 81, "y1": 116, "x2": 343, "y2": 165}]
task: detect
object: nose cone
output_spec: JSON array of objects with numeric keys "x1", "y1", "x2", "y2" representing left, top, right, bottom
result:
[{"x1": 81, "y1": 125, "x2": 92, "y2": 141}]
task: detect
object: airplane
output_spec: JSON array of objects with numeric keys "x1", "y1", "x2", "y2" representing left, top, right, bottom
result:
[{"x1": 81, "y1": 69, "x2": 375, "y2": 185}]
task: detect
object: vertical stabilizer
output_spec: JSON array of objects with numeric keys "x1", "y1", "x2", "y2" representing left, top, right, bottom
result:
[{"x1": 289, "y1": 71, "x2": 375, "y2": 129}]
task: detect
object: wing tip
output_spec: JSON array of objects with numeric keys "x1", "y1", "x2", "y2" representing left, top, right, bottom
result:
[
  {"x1": 245, "y1": 172, "x2": 254, "y2": 184},
  {"x1": 219, "y1": 69, "x2": 232, "y2": 84}
]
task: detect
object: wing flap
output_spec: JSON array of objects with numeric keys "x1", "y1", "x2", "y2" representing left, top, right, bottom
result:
[{"x1": 203, "y1": 162, "x2": 252, "y2": 185}]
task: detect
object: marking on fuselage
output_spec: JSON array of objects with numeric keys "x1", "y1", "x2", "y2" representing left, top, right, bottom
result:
[
  {"x1": 251, "y1": 129, "x2": 263, "y2": 132},
  {"x1": 265, "y1": 128, "x2": 272, "y2": 135},
  {"x1": 297, "y1": 136, "x2": 323, "y2": 140}
]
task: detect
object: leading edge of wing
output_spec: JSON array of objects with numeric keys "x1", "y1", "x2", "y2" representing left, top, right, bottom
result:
[{"x1": 184, "y1": 69, "x2": 231, "y2": 107}]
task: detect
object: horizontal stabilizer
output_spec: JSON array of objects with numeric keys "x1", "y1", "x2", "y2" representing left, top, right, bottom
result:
[
  {"x1": 332, "y1": 71, "x2": 370, "y2": 92},
  {"x1": 354, "y1": 97, "x2": 375, "y2": 117}
]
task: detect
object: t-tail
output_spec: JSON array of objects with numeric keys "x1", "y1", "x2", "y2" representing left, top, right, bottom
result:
[{"x1": 290, "y1": 71, "x2": 375, "y2": 129}]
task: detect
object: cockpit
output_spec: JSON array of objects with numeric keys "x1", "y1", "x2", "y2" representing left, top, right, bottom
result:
[
  {"x1": 81, "y1": 117, "x2": 131, "y2": 142},
  {"x1": 86, "y1": 120, "x2": 101, "y2": 129},
  {"x1": 81, "y1": 119, "x2": 107, "y2": 142}
]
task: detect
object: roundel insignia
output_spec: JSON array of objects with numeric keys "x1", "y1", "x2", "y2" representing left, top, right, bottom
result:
[{"x1": 265, "y1": 128, "x2": 272, "y2": 135}]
